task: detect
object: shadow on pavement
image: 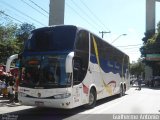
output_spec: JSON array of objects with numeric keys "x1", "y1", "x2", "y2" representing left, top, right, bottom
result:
[{"x1": 0, "y1": 94, "x2": 123, "y2": 120}]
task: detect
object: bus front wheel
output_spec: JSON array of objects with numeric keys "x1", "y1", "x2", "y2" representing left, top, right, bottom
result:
[{"x1": 84, "y1": 88, "x2": 97, "y2": 109}]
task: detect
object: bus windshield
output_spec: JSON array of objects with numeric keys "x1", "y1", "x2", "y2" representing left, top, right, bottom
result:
[
  {"x1": 24, "y1": 26, "x2": 77, "y2": 52},
  {"x1": 20, "y1": 54, "x2": 70, "y2": 88}
]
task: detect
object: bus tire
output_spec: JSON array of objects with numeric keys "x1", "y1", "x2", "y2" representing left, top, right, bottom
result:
[
  {"x1": 123, "y1": 84, "x2": 126, "y2": 96},
  {"x1": 84, "y1": 88, "x2": 96, "y2": 109},
  {"x1": 119, "y1": 85, "x2": 123, "y2": 97}
]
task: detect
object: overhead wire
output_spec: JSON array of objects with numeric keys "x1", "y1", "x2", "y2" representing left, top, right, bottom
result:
[
  {"x1": 1, "y1": 0, "x2": 46, "y2": 26},
  {"x1": 121, "y1": 46, "x2": 141, "y2": 50},
  {"x1": 66, "y1": 2, "x2": 100, "y2": 31},
  {"x1": 116, "y1": 44, "x2": 142, "y2": 48},
  {"x1": 127, "y1": 50, "x2": 141, "y2": 53},
  {"x1": 0, "y1": 11, "x2": 23, "y2": 24},
  {"x1": 79, "y1": 0, "x2": 111, "y2": 32},
  {"x1": 116, "y1": 44, "x2": 142, "y2": 54},
  {"x1": 70, "y1": 0, "x2": 104, "y2": 32},
  {"x1": 20, "y1": 0, "x2": 48, "y2": 18},
  {"x1": 0, "y1": 5, "x2": 40, "y2": 26},
  {"x1": 28, "y1": 0, "x2": 49, "y2": 14}
]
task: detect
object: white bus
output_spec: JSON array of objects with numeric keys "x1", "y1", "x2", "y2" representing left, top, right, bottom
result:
[{"x1": 15, "y1": 25, "x2": 129, "y2": 109}]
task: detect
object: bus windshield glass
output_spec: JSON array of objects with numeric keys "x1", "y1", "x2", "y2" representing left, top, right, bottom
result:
[
  {"x1": 20, "y1": 54, "x2": 70, "y2": 88},
  {"x1": 25, "y1": 26, "x2": 77, "y2": 51}
]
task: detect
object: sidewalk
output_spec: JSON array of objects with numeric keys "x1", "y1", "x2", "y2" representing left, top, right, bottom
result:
[
  {"x1": 0, "y1": 95, "x2": 10, "y2": 107},
  {"x1": 0, "y1": 95, "x2": 21, "y2": 107},
  {"x1": 0, "y1": 95, "x2": 34, "y2": 114}
]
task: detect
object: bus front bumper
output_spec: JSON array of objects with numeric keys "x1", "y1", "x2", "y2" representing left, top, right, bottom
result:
[{"x1": 18, "y1": 96, "x2": 73, "y2": 109}]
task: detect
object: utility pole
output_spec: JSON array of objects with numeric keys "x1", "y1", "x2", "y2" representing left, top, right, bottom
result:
[
  {"x1": 99, "y1": 31, "x2": 111, "y2": 38},
  {"x1": 146, "y1": 0, "x2": 160, "y2": 32},
  {"x1": 146, "y1": 0, "x2": 155, "y2": 32},
  {"x1": 49, "y1": 0, "x2": 65, "y2": 26}
]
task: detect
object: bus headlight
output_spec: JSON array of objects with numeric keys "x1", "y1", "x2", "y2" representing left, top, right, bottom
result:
[
  {"x1": 19, "y1": 92, "x2": 27, "y2": 97},
  {"x1": 53, "y1": 93, "x2": 71, "y2": 99}
]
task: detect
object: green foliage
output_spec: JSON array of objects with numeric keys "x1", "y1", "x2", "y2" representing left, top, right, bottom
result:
[
  {"x1": 16, "y1": 23, "x2": 35, "y2": 51},
  {"x1": 130, "y1": 59, "x2": 144, "y2": 78},
  {"x1": 0, "y1": 12, "x2": 36, "y2": 64},
  {"x1": 142, "y1": 29, "x2": 155, "y2": 44},
  {"x1": 157, "y1": 21, "x2": 160, "y2": 33},
  {"x1": 140, "y1": 21, "x2": 160, "y2": 75},
  {"x1": 0, "y1": 23, "x2": 19, "y2": 64},
  {"x1": 140, "y1": 21, "x2": 160, "y2": 56}
]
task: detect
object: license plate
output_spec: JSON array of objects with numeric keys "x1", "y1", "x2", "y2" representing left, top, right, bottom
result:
[{"x1": 35, "y1": 101, "x2": 44, "y2": 106}]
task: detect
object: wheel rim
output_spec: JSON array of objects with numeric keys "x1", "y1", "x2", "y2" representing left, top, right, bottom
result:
[{"x1": 89, "y1": 92, "x2": 94, "y2": 105}]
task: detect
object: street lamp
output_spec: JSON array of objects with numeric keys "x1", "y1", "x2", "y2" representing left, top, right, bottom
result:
[{"x1": 111, "y1": 34, "x2": 127, "y2": 44}]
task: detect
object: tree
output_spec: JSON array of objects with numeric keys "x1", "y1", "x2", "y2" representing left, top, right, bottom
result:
[
  {"x1": 0, "y1": 11, "x2": 36, "y2": 64},
  {"x1": 140, "y1": 21, "x2": 160, "y2": 56},
  {"x1": 16, "y1": 23, "x2": 35, "y2": 51},
  {"x1": 0, "y1": 23, "x2": 19, "y2": 64},
  {"x1": 130, "y1": 59, "x2": 145, "y2": 78}
]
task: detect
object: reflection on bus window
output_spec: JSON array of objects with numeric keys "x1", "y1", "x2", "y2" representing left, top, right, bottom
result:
[{"x1": 20, "y1": 55, "x2": 68, "y2": 88}]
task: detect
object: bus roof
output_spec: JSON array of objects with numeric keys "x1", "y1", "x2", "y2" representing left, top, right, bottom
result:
[{"x1": 31, "y1": 25, "x2": 129, "y2": 61}]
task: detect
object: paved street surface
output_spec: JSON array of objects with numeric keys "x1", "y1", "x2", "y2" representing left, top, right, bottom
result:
[{"x1": 0, "y1": 86, "x2": 160, "y2": 120}]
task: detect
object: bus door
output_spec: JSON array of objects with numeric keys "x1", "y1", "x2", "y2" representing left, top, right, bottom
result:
[
  {"x1": 72, "y1": 57, "x2": 83, "y2": 106},
  {"x1": 72, "y1": 30, "x2": 89, "y2": 106}
]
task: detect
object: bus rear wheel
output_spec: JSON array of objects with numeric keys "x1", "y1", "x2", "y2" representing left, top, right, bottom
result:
[
  {"x1": 123, "y1": 85, "x2": 126, "y2": 96},
  {"x1": 119, "y1": 85, "x2": 123, "y2": 97},
  {"x1": 84, "y1": 88, "x2": 96, "y2": 109}
]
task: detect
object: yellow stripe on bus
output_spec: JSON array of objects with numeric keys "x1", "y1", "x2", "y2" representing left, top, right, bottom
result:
[{"x1": 92, "y1": 35, "x2": 113, "y2": 95}]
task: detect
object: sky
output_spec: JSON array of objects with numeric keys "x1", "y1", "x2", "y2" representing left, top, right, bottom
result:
[{"x1": 0, "y1": 0, "x2": 160, "y2": 62}]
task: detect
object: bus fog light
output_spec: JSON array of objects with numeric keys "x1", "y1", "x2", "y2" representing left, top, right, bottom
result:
[
  {"x1": 54, "y1": 93, "x2": 71, "y2": 99},
  {"x1": 66, "y1": 102, "x2": 70, "y2": 106}
]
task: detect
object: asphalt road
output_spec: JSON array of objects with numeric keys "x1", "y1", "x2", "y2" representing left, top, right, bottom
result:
[{"x1": 1, "y1": 86, "x2": 160, "y2": 120}]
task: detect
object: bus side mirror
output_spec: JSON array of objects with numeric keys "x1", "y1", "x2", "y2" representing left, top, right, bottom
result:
[
  {"x1": 6, "y1": 54, "x2": 18, "y2": 72},
  {"x1": 65, "y1": 52, "x2": 74, "y2": 73}
]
